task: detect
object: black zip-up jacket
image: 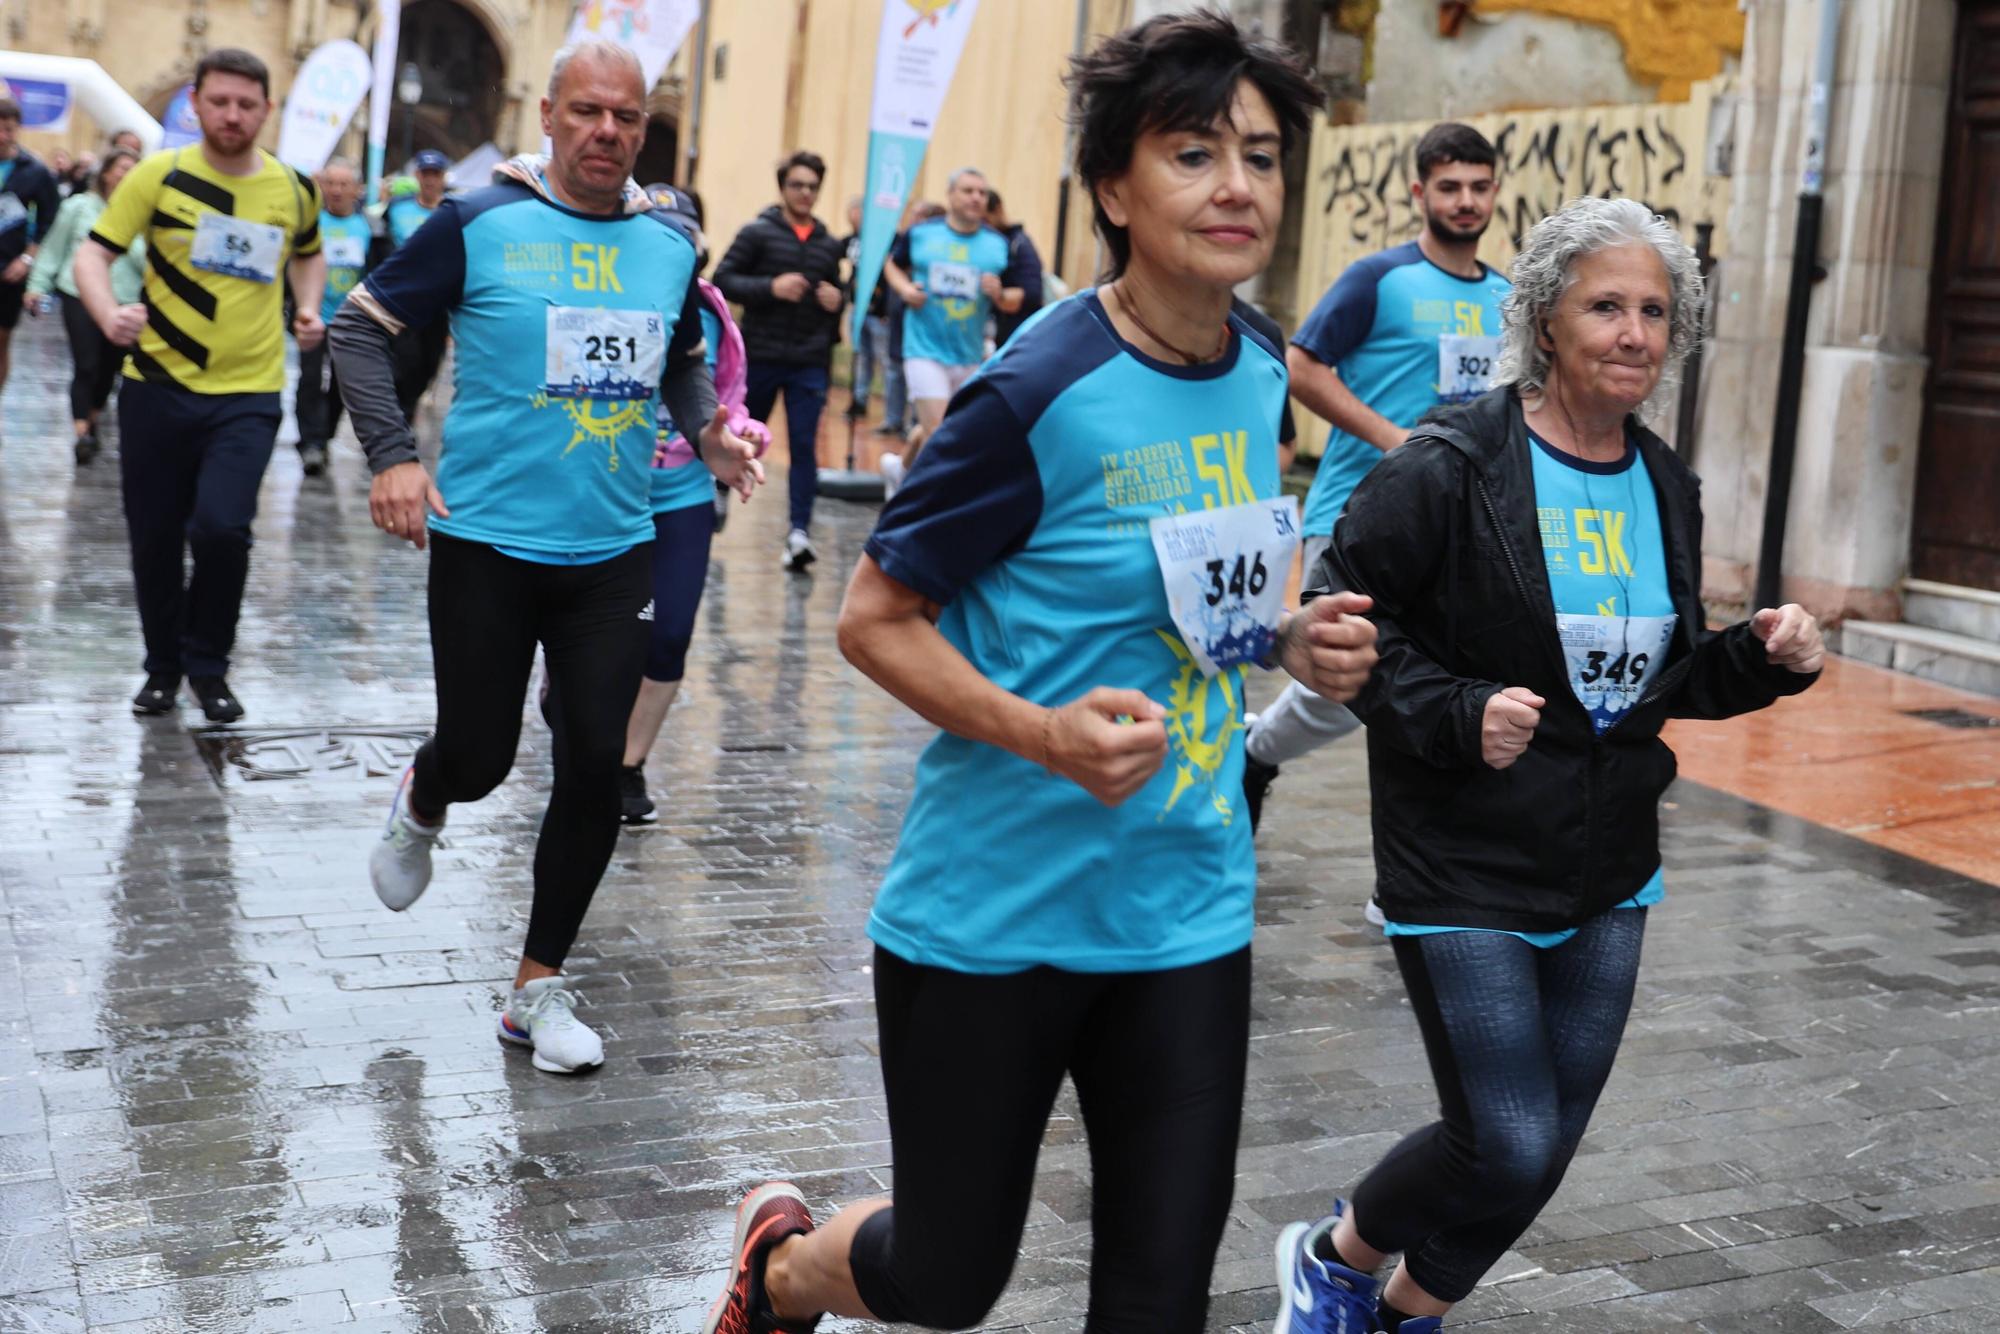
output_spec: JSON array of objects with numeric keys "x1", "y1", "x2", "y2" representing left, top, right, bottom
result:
[
  {"x1": 1306, "y1": 386, "x2": 1817, "y2": 933},
  {"x1": 712, "y1": 205, "x2": 847, "y2": 367},
  {"x1": 0, "y1": 149, "x2": 61, "y2": 269}
]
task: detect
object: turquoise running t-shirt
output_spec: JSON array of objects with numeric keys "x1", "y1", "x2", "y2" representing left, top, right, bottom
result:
[
  {"x1": 358, "y1": 182, "x2": 703, "y2": 562},
  {"x1": 651, "y1": 305, "x2": 724, "y2": 515},
  {"x1": 385, "y1": 195, "x2": 435, "y2": 248},
  {"x1": 1387, "y1": 429, "x2": 1672, "y2": 947},
  {"x1": 891, "y1": 218, "x2": 1015, "y2": 368},
  {"x1": 1295, "y1": 241, "x2": 1510, "y2": 537},
  {"x1": 318, "y1": 210, "x2": 372, "y2": 326},
  {"x1": 862, "y1": 291, "x2": 1289, "y2": 974}
]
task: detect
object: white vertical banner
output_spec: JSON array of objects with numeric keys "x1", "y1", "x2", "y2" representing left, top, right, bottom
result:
[
  {"x1": 850, "y1": 0, "x2": 982, "y2": 345},
  {"x1": 279, "y1": 40, "x2": 373, "y2": 174},
  {"x1": 367, "y1": 0, "x2": 402, "y2": 191},
  {"x1": 565, "y1": 0, "x2": 702, "y2": 89}
]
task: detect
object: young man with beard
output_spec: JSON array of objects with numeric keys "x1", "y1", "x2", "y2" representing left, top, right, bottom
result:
[
  {"x1": 76, "y1": 48, "x2": 326, "y2": 724},
  {"x1": 1242, "y1": 123, "x2": 1509, "y2": 845}
]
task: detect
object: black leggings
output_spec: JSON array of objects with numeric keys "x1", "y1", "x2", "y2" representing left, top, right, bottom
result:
[
  {"x1": 849, "y1": 945, "x2": 1250, "y2": 1332},
  {"x1": 60, "y1": 292, "x2": 120, "y2": 422},
  {"x1": 410, "y1": 534, "x2": 651, "y2": 968}
]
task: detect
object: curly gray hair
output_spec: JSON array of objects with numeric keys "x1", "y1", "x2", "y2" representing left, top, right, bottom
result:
[{"x1": 1495, "y1": 196, "x2": 1704, "y2": 412}]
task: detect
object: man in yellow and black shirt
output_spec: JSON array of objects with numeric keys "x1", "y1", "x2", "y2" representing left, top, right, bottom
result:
[{"x1": 74, "y1": 47, "x2": 325, "y2": 724}]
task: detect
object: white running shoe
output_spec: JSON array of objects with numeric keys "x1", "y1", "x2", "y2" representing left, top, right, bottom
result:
[
  {"x1": 879, "y1": 450, "x2": 905, "y2": 501},
  {"x1": 1364, "y1": 897, "x2": 1387, "y2": 928},
  {"x1": 370, "y1": 766, "x2": 443, "y2": 911},
  {"x1": 783, "y1": 527, "x2": 817, "y2": 571},
  {"x1": 498, "y1": 977, "x2": 604, "y2": 1074}
]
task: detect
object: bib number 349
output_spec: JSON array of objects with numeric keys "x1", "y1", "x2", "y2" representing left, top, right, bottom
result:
[{"x1": 1150, "y1": 497, "x2": 1300, "y2": 677}]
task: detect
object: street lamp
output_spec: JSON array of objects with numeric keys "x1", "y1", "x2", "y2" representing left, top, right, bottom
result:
[{"x1": 397, "y1": 61, "x2": 422, "y2": 169}]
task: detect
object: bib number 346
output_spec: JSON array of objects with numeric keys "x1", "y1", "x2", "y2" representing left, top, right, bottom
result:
[{"x1": 1150, "y1": 497, "x2": 1300, "y2": 677}]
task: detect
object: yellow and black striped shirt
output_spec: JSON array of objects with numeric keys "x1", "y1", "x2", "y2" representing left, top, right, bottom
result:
[{"x1": 89, "y1": 146, "x2": 321, "y2": 395}]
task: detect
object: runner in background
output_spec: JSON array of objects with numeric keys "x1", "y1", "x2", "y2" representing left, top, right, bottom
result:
[
  {"x1": 1243, "y1": 123, "x2": 1510, "y2": 859},
  {"x1": 295, "y1": 156, "x2": 372, "y2": 477},
  {"x1": 28, "y1": 146, "x2": 143, "y2": 466},
  {"x1": 0, "y1": 94, "x2": 64, "y2": 402},
  {"x1": 75, "y1": 48, "x2": 326, "y2": 724}
]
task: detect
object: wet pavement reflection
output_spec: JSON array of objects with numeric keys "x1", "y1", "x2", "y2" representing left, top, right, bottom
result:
[{"x1": 1, "y1": 318, "x2": 1997, "y2": 1331}]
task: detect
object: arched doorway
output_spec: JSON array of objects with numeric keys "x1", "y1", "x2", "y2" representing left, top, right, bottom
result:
[
  {"x1": 632, "y1": 115, "x2": 679, "y2": 189},
  {"x1": 389, "y1": 0, "x2": 506, "y2": 167}
]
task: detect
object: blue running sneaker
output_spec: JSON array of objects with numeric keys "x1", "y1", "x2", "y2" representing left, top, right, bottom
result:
[{"x1": 1273, "y1": 1204, "x2": 1379, "y2": 1334}]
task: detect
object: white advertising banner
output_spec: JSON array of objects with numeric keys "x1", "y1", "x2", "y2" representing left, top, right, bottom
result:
[
  {"x1": 367, "y1": 0, "x2": 402, "y2": 190},
  {"x1": 565, "y1": 0, "x2": 702, "y2": 90},
  {"x1": 851, "y1": 0, "x2": 982, "y2": 344},
  {"x1": 278, "y1": 40, "x2": 373, "y2": 174}
]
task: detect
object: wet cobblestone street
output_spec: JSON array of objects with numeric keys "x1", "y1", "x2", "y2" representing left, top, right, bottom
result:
[{"x1": 2, "y1": 320, "x2": 1998, "y2": 1331}]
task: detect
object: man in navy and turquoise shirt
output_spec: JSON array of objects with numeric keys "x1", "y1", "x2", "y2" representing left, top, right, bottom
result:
[
  {"x1": 1243, "y1": 122, "x2": 1512, "y2": 832},
  {"x1": 296, "y1": 156, "x2": 372, "y2": 475},
  {"x1": 327, "y1": 40, "x2": 763, "y2": 1077}
]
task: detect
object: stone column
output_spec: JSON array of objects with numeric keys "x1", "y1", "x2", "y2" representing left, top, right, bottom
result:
[{"x1": 1694, "y1": 0, "x2": 1955, "y2": 621}]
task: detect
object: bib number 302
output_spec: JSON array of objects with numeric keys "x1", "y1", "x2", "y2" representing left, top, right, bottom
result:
[{"x1": 1150, "y1": 496, "x2": 1300, "y2": 677}]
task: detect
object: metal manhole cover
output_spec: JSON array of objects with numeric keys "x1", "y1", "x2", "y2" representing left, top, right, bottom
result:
[
  {"x1": 193, "y1": 725, "x2": 432, "y2": 784},
  {"x1": 1902, "y1": 707, "x2": 2000, "y2": 730}
]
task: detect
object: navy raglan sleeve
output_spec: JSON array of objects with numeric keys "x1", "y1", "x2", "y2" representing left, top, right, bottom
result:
[
  {"x1": 356, "y1": 197, "x2": 468, "y2": 330},
  {"x1": 1292, "y1": 255, "x2": 1384, "y2": 369},
  {"x1": 864, "y1": 380, "x2": 1043, "y2": 606}
]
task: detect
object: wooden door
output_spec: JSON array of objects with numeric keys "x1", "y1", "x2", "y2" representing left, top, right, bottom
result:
[{"x1": 1911, "y1": 0, "x2": 2000, "y2": 591}]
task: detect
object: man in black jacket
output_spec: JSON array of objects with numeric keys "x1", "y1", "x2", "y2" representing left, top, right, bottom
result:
[
  {"x1": 0, "y1": 96, "x2": 63, "y2": 399},
  {"x1": 713, "y1": 149, "x2": 846, "y2": 571},
  {"x1": 985, "y1": 188, "x2": 1044, "y2": 349}
]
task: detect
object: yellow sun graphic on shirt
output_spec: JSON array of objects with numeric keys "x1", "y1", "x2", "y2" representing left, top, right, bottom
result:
[{"x1": 1155, "y1": 631, "x2": 1245, "y2": 825}]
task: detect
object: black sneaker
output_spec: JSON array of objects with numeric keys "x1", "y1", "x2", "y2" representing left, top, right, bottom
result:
[
  {"x1": 299, "y1": 442, "x2": 328, "y2": 476},
  {"x1": 619, "y1": 765, "x2": 657, "y2": 824},
  {"x1": 188, "y1": 674, "x2": 245, "y2": 723},
  {"x1": 1244, "y1": 754, "x2": 1280, "y2": 833},
  {"x1": 74, "y1": 430, "x2": 100, "y2": 466},
  {"x1": 131, "y1": 673, "x2": 179, "y2": 715}
]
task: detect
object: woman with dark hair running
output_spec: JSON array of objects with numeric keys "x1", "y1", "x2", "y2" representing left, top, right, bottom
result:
[
  {"x1": 1270, "y1": 196, "x2": 1824, "y2": 1334},
  {"x1": 700, "y1": 13, "x2": 1378, "y2": 1334},
  {"x1": 27, "y1": 146, "x2": 143, "y2": 464}
]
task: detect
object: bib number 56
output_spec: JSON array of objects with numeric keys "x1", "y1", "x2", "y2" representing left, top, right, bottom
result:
[{"x1": 1205, "y1": 552, "x2": 1269, "y2": 607}]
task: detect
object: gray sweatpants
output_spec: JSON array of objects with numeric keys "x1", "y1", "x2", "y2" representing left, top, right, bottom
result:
[{"x1": 1247, "y1": 535, "x2": 1364, "y2": 765}]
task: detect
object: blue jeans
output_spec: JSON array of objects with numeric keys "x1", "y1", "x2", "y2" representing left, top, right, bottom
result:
[
  {"x1": 1350, "y1": 909, "x2": 1647, "y2": 1302},
  {"x1": 745, "y1": 361, "x2": 828, "y2": 534},
  {"x1": 852, "y1": 313, "x2": 905, "y2": 431}
]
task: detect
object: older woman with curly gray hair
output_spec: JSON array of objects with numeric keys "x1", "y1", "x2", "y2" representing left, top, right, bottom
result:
[{"x1": 1268, "y1": 195, "x2": 1825, "y2": 1333}]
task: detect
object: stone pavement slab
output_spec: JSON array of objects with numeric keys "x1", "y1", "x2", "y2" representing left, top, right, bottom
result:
[{"x1": 0, "y1": 319, "x2": 1996, "y2": 1330}]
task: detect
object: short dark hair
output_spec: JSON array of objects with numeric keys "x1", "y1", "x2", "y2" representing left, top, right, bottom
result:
[
  {"x1": 95, "y1": 147, "x2": 141, "y2": 195},
  {"x1": 776, "y1": 150, "x2": 825, "y2": 190},
  {"x1": 1414, "y1": 122, "x2": 1496, "y2": 184},
  {"x1": 1066, "y1": 11, "x2": 1323, "y2": 279},
  {"x1": 0, "y1": 96, "x2": 19, "y2": 125},
  {"x1": 194, "y1": 48, "x2": 271, "y2": 99}
]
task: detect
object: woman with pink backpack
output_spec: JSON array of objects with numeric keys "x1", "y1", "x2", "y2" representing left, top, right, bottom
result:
[{"x1": 620, "y1": 185, "x2": 771, "y2": 822}]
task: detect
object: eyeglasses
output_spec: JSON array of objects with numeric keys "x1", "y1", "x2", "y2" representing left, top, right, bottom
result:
[{"x1": 783, "y1": 178, "x2": 820, "y2": 193}]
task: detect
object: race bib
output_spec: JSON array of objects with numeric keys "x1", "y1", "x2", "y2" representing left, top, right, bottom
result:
[
  {"x1": 1150, "y1": 497, "x2": 1301, "y2": 677},
  {"x1": 0, "y1": 195, "x2": 25, "y2": 235},
  {"x1": 323, "y1": 235, "x2": 367, "y2": 269},
  {"x1": 1439, "y1": 333, "x2": 1500, "y2": 403},
  {"x1": 1556, "y1": 612, "x2": 1677, "y2": 730},
  {"x1": 189, "y1": 212, "x2": 284, "y2": 284},
  {"x1": 544, "y1": 306, "x2": 666, "y2": 401},
  {"x1": 926, "y1": 261, "x2": 979, "y2": 301}
]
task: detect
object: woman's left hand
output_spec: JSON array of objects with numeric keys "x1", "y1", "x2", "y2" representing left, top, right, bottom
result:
[
  {"x1": 1752, "y1": 604, "x2": 1823, "y2": 674},
  {"x1": 700, "y1": 408, "x2": 766, "y2": 502}
]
